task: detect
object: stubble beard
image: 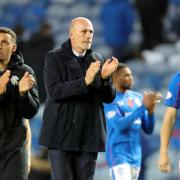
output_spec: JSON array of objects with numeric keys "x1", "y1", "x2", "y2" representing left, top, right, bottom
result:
[
  {"x1": 122, "y1": 83, "x2": 132, "y2": 90},
  {"x1": 85, "y1": 42, "x2": 92, "y2": 49},
  {"x1": 0, "y1": 58, "x2": 5, "y2": 62},
  {"x1": 0, "y1": 58, "x2": 8, "y2": 68}
]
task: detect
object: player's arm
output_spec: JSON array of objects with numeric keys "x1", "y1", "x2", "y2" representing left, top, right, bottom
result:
[
  {"x1": 158, "y1": 107, "x2": 177, "y2": 172},
  {"x1": 160, "y1": 107, "x2": 176, "y2": 154},
  {"x1": 141, "y1": 110, "x2": 155, "y2": 134},
  {"x1": 104, "y1": 103, "x2": 146, "y2": 131},
  {"x1": 142, "y1": 91, "x2": 161, "y2": 134}
]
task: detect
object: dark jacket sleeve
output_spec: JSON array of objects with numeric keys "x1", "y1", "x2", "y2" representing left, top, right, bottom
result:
[
  {"x1": 99, "y1": 77, "x2": 116, "y2": 103},
  {"x1": 0, "y1": 95, "x2": 3, "y2": 100},
  {"x1": 44, "y1": 52, "x2": 88, "y2": 101},
  {"x1": 18, "y1": 69, "x2": 40, "y2": 119}
]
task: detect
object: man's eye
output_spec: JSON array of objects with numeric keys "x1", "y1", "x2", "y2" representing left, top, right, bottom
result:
[
  {"x1": 1, "y1": 40, "x2": 10, "y2": 46},
  {"x1": 3, "y1": 41, "x2": 9, "y2": 45}
]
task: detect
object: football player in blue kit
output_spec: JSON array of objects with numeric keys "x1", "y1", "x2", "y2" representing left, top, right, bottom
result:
[
  {"x1": 158, "y1": 72, "x2": 180, "y2": 173},
  {"x1": 104, "y1": 63, "x2": 161, "y2": 180}
]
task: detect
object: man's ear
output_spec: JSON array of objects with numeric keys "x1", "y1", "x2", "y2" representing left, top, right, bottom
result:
[{"x1": 12, "y1": 44, "x2": 17, "y2": 52}]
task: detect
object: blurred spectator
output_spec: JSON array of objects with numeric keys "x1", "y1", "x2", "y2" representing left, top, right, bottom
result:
[
  {"x1": 167, "y1": 0, "x2": 180, "y2": 41},
  {"x1": 136, "y1": 0, "x2": 168, "y2": 50},
  {"x1": 21, "y1": 3, "x2": 46, "y2": 34},
  {"x1": 100, "y1": 0, "x2": 135, "y2": 62},
  {"x1": 13, "y1": 24, "x2": 27, "y2": 53},
  {"x1": 25, "y1": 22, "x2": 54, "y2": 177},
  {"x1": 25, "y1": 22, "x2": 54, "y2": 103}
]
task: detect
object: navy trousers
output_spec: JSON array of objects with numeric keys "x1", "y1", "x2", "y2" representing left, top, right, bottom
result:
[
  {"x1": 0, "y1": 148, "x2": 28, "y2": 180},
  {"x1": 48, "y1": 150, "x2": 98, "y2": 180}
]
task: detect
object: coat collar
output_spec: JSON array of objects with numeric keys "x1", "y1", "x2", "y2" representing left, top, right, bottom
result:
[{"x1": 6, "y1": 51, "x2": 24, "y2": 71}]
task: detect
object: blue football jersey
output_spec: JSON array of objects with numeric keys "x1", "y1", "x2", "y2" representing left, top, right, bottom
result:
[
  {"x1": 104, "y1": 90, "x2": 155, "y2": 168},
  {"x1": 165, "y1": 72, "x2": 180, "y2": 109}
]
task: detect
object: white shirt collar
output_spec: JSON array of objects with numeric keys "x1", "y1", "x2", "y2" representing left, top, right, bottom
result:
[{"x1": 72, "y1": 49, "x2": 86, "y2": 57}]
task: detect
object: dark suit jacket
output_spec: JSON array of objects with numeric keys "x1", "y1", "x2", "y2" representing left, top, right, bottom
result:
[{"x1": 39, "y1": 39, "x2": 115, "y2": 152}]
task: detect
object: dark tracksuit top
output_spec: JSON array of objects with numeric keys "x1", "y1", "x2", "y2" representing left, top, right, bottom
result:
[{"x1": 0, "y1": 51, "x2": 39, "y2": 180}]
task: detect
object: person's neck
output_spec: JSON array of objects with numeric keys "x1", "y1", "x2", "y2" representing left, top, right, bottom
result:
[
  {"x1": 115, "y1": 85, "x2": 126, "y2": 93},
  {"x1": 0, "y1": 62, "x2": 8, "y2": 71},
  {"x1": 117, "y1": 89, "x2": 126, "y2": 93}
]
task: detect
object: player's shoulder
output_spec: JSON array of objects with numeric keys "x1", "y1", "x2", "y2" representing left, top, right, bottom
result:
[
  {"x1": 169, "y1": 72, "x2": 180, "y2": 86},
  {"x1": 172, "y1": 72, "x2": 180, "y2": 81},
  {"x1": 127, "y1": 90, "x2": 142, "y2": 98}
]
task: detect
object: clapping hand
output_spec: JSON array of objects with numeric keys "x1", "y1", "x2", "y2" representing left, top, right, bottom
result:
[
  {"x1": 85, "y1": 61, "x2": 101, "y2": 85},
  {"x1": 101, "y1": 57, "x2": 118, "y2": 79},
  {"x1": 143, "y1": 91, "x2": 162, "y2": 114},
  {"x1": 0, "y1": 70, "x2": 10, "y2": 95},
  {"x1": 19, "y1": 72, "x2": 35, "y2": 96}
]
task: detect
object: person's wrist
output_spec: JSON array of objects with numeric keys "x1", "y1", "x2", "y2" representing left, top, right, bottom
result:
[
  {"x1": 19, "y1": 88, "x2": 27, "y2": 96},
  {"x1": 160, "y1": 148, "x2": 168, "y2": 155},
  {"x1": 85, "y1": 77, "x2": 90, "y2": 85},
  {"x1": 148, "y1": 108, "x2": 154, "y2": 115},
  {"x1": 101, "y1": 72, "x2": 108, "y2": 80}
]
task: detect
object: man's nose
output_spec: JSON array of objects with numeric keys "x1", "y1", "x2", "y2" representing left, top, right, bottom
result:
[{"x1": 86, "y1": 31, "x2": 93, "y2": 37}]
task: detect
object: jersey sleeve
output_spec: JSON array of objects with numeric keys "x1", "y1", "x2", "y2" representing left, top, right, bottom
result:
[
  {"x1": 104, "y1": 102, "x2": 146, "y2": 131},
  {"x1": 141, "y1": 110, "x2": 155, "y2": 134},
  {"x1": 165, "y1": 73, "x2": 180, "y2": 109}
]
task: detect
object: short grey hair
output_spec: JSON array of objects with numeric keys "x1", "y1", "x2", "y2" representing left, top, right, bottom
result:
[{"x1": 0, "y1": 27, "x2": 17, "y2": 43}]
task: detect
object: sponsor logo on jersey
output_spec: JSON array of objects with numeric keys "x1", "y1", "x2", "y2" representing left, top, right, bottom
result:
[
  {"x1": 166, "y1": 91, "x2": 172, "y2": 99},
  {"x1": 127, "y1": 98, "x2": 134, "y2": 108},
  {"x1": 106, "y1": 111, "x2": 116, "y2": 119},
  {"x1": 134, "y1": 97, "x2": 142, "y2": 106},
  {"x1": 134, "y1": 118, "x2": 141, "y2": 124}
]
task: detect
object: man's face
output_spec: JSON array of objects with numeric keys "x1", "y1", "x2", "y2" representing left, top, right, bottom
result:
[
  {"x1": 0, "y1": 33, "x2": 16, "y2": 64},
  {"x1": 70, "y1": 19, "x2": 94, "y2": 53},
  {"x1": 116, "y1": 67, "x2": 134, "y2": 90}
]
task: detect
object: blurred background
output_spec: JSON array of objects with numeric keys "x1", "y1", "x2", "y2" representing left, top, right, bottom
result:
[{"x1": 1, "y1": 0, "x2": 180, "y2": 179}]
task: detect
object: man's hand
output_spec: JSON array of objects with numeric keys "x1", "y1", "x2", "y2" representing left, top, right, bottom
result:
[
  {"x1": 101, "y1": 57, "x2": 118, "y2": 79},
  {"x1": 0, "y1": 70, "x2": 10, "y2": 95},
  {"x1": 85, "y1": 61, "x2": 101, "y2": 85},
  {"x1": 19, "y1": 72, "x2": 35, "y2": 96},
  {"x1": 143, "y1": 91, "x2": 162, "y2": 115},
  {"x1": 158, "y1": 152, "x2": 171, "y2": 173}
]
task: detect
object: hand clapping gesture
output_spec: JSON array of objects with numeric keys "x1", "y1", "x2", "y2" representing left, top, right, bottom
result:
[
  {"x1": 101, "y1": 57, "x2": 118, "y2": 79},
  {"x1": 143, "y1": 91, "x2": 162, "y2": 115},
  {"x1": 19, "y1": 72, "x2": 35, "y2": 96},
  {"x1": 85, "y1": 61, "x2": 101, "y2": 85},
  {"x1": 0, "y1": 70, "x2": 11, "y2": 95}
]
